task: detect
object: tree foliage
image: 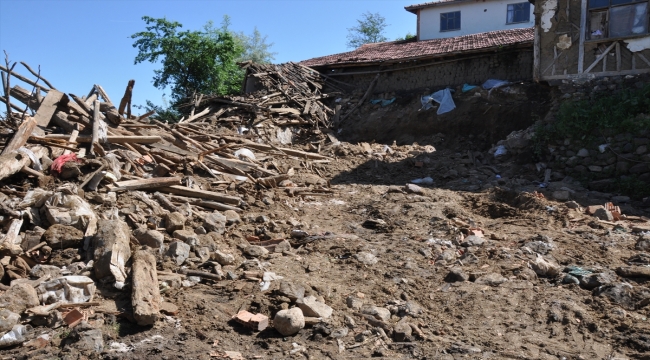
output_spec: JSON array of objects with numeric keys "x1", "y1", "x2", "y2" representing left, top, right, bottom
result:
[
  {"x1": 131, "y1": 16, "x2": 244, "y2": 103},
  {"x1": 346, "y1": 12, "x2": 388, "y2": 49},
  {"x1": 221, "y1": 15, "x2": 276, "y2": 64},
  {"x1": 395, "y1": 32, "x2": 416, "y2": 41}
]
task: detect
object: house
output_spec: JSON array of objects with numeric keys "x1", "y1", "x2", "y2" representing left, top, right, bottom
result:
[
  {"x1": 300, "y1": 28, "x2": 534, "y2": 93},
  {"x1": 533, "y1": 0, "x2": 650, "y2": 81},
  {"x1": 405, "y1": 0, "x2": 535, "y2": 40}
]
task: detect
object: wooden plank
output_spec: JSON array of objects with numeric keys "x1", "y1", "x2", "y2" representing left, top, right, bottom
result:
[
  {"x1": 637, "y1": 53, "x2": 650, "y2": 67},
  {"x1": 109, "y1": 176, "x2": 182, "y2": 192},
  {"x1": 533, "y1": 24, "x2": 541, "y2": 81},
  {"x1": 94, "y1": 84, "x2": 114, "y2": 106},
  {"x1": 1, "y1": 219, "x2": 24, "y2": 254},
  {"x1": 153, "y1": 185, "x2": 241, "y2": 205},
  {"x1": 62, "y1": 129, "x2": 79, "y2": 156},
  {"x1": 149, "y1": 142, "x2": 198, "y2": 158},
  {"x1": 118, "y1": 79, "x2": 135, "y2": 117},
  {"x1": 19, "y1": 62, "x2": 56, "y2": 90},
  {"x1": 0, "y1": 146, "x2": 47, "y2": 181},
  {"x1": 2, "y1": 117, "x2": 37, "y2": 155},
  {"x1": 91, "y1": 100, "x2": 100, "y2": 155},
  {"x1": 33, "y1": 89, "x2": 64, "y2": 127},
  {"x1": 578, "y1": 0, "x2": 587, "y2": 73},
  {"x1": 43, "y1": 134, "x2": 162, "y2": 144},
  {"x1": 616, "y1": 42, "x2": 621, "y2": 72},
  {"x1": 585, "y1": 41, "x2": 617, "y2": 73},
  {"x1": 541, "y1": 68, "x2": 650, "y2": 80}
]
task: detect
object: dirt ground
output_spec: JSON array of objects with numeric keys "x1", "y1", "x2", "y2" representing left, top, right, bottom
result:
[{"x1": 3, "y1": 84, "x2": 650, "y2": 360}]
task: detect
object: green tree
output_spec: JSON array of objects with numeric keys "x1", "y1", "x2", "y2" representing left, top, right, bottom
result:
[
  {"x1": 221, "y1": 15, "x2": 276, "y2": 63},
  {"x1": 395, "y1": 32, "x2": 416, "y2": 41},
  {"x1": 346, "y1": 12, "x2": 388, "y2": 49},
  {"x1": 131, "y1": 16, "x2": 245, "y2": 103}
]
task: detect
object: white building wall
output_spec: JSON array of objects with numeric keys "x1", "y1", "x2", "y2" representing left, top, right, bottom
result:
[{"x1": 418, "y1": 0, "x2": 534, "y2": 40}]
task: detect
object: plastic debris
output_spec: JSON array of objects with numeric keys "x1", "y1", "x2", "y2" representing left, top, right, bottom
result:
[
  {"x1": 411, "y1": 177, "x2": 434, "y2": 185},
  {"x1": 494, "y1": 145, "x2": 507, "y2": 157},
  {"x1": 36, "y1": 276, "x2": 96, "y2": 304},
  {"x1": 482, "y1": 79, "x2": 509, "y2": 90},
  {"x1": 234, "y1": 148, "x2": 256, "y2": 161},
  {"x1": 462, "y1": 84, "x2": 478, "y2": 92},
  {"x1": 50, "y1": 154, "x2": 82, "y2": 176}
]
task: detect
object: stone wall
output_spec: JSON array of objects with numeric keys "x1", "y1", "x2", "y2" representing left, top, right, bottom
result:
[
  {"x1": 544, "y1": 73, "x2": 650, "y2": 191},
  {"x1": 326, "y1": 49, "x2": 533, "y2": 93}
]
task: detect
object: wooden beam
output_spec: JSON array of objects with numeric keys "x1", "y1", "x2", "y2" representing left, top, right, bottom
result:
[
  {"x1": 533, "y1": 24, "x2": 541, "y2": 81},
  {"x1": 541, "y1": 68, "x2": 650, "y2": 80},
  {"x1": 43, "y1": 134, "x2": 162, "y2": 144},
  {"x1": 118, "y1": 79, "x2": 135, "y2": 117},
  {"x1": 1, "y1": 116, "x2": 37, "y2": 154},
  {"x1": 94, "y1": 84, "x2": 114, "y2": 106},
  {"x1": 33, "y1": 89, "x2": 65, "y2": 128},
  {"x1": 91, "y1": 100, "x2": 100, "y2": 155},
  {"x1": 19, "y1": 62, "x2": 56, "y2": 90},
  {"x1": 0, "y1": 146, "x2": 47, "y2": 182},
  {"x1": 637, "y1": 53, "x2": 650, "y2": 67},
  {"x1": 153, "y1": 185, "x2": 241, "y2": 205},
  {"x1": 616, "y1": 42, "x2": 621, "y2": 72},
  {"x1": 578, "y1": 0, "x2": 587, "y2": 73},
  {"x1": 109, "y1": 176, "x2": 182, "y2": 192},
  {"x1": 585, "y1": 41, "x2": 617, "y2": 73}
]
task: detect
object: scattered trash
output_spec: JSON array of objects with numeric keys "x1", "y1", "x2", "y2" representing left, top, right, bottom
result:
[
  {"x1": 482, "y1": 79, "x2": 509, "y2": 90},
  {"x1": 370, "y1": 98, "x2": 396, "y2": 106},
  {"x1": 494, "y1": 145, "x2": 507, "y2": 157},
  {"x1": 411, "y1": 177, "x2": 434, "y2": 185},
  {"x1": 421, "y1": 88, "x2": 456, "y2": 114},
  {"x1": 462, "y1": 84, "x2": 478, "y2": 92}
]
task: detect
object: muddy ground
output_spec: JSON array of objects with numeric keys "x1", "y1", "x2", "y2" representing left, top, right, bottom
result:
[{"x1": 3, "y1": 84, "x2": 650, "y2": 360}]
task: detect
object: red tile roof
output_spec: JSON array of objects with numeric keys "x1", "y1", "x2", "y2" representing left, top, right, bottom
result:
[
  {"x1": 300, "y1": 27, "x2": 534, "y2": 68},
  {"x1": 405, "y1": 0, "x2": 471, "y2": 13}
]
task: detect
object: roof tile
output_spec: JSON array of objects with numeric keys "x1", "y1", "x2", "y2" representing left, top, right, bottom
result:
[{"x1": 301, "y1": 27, "x2": 534, "y2": 67}]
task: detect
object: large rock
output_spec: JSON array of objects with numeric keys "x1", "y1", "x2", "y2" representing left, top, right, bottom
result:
[
  {"x1": 164, "y1": 212, "x2": 186, "y2": 233},
  {"x1": 42, "y1": 224, "x2": 84, "y2": 249},
  {"x1": 297, "y1": 296, "x2": 333, "y2": 319},
  {"x1": 224, "y1": 210, "x2": 241, "y2": 225},
  {"x1": 593, "y1": 208, "x2": 614, "y2": 221},
  {"x1": 445, "y1": 268, "x2": 469, "y2": 282},
  {"x1": 278, "y1": 281, "x2": 305, "y2": 301},
  {"x1": 173, "y1": 229, "x2": 200, "y2": 246},
  {"x1": 0, "y1": 309, "x2": 20, "y2": 333},
  {"x1": 245, "y1": 245, "x2": 269, "y2": 257},
  {"x1": 133, "y1": 227, "x2": 164, "y2": 249},
  {"x1": 461, "y1": 235, "x2": 486, "y2": 247},
  {"x1": 354, "y1": 252, "x2": 378, "y2": 265},
  {"x1": 636, "y1": 235, "x2": 650, "y2": 251},
  {"x1": 474, "y1": 273, "x2": 508, "y2": 286},
  {"x1": 0, "y1": 283, "x2": 39, "y2": 313},
  {"x1": 166, "y1": 242, "x2": 190, "y2": 266},
  {"x1": 274, "y1": 307, "x2": 305, "y2": 336},
  {"x1": 90, "y1": 219, "x2": 131, "y2": 286},
  {"x1": 203, "y1": 211, "x2": 227, "y2": 234},
  {"x1": 131, "y1": 249, "x2": 162, "y2": 326},
  {"x1": 361, "y1": 306, "x2": 391, "y2": 321},
  {"x1": 211, "y1": 251, "x2": 236, "y2": 266},
  {"x1": 580, "y1": 271, "x2": 616, "y2": 290}
]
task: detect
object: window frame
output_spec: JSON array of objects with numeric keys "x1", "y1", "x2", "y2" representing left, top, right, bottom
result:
[
  {"x1": 506, "y1": 2, "x2": 531, "y2": 24},
  {"x1": 440, "y1": 11, "x2": 461, "y2": 32},
  {"x1": 586, "y1": 0, "x2": 650, "y2": 40}
]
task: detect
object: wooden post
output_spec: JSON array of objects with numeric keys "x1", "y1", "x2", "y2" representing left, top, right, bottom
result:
[
  {"x1": 616, "y1": 42, "x2": 621, "y2": 72},
  {"x1": 91, "y1": 100, "x2": 100, "y2": 155},
  {"x1": 33, "y1": 89, "x2": 65, "y2": 128},
  {"x1": 533, "y1": 23, "x2": 541, "y2": 81},
  {"x1": 118, "y1": 79, "x2": 135, "y2": 118},
  {"x1": 1, "y1": 116, "x2": 37, "y2": 154},
  {"x1": 578, "y1": 0, "x2": 587, "y2": 74}
]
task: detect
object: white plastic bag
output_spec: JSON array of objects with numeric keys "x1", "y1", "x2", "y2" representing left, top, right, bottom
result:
[
  {"x1": 234, "y1": 148, "x2": 256, "y2": 161},
  {"x1": 36, "y1": 275, "x2": 96, "y2": 304},
  {"x1": 0, "y1": 324, "x2": 32, "y2": 348}
]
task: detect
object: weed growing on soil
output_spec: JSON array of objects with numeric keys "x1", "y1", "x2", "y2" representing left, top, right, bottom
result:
[{"x1": 533, "y1": 83, "x2": 650, "y2": 154}]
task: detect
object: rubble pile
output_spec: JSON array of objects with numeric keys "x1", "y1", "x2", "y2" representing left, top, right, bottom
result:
[
  {"x1": 0, "y1": 62, "x2": 347, "y2": 352},
  {"x1": 0, "y1": 61, "x2": 649, "y2": 358}
]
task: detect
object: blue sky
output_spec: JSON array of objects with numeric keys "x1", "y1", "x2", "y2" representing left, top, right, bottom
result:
[{"x1": 0, "y1": 0, "x2": 417, "y2": 114}]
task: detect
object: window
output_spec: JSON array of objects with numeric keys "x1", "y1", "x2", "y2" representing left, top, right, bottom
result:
[
  {"x1": 587, "y1": 0, "x2": 649, "y2": 39},
  {"x1": 440, "y1": 11, "x2": 461, "y2": 31},
  {"x1": 507, "y1": 2, "x2": 531, "y2": 24}
]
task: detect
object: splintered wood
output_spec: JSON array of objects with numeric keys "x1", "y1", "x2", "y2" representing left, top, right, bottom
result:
[{"x1": 0, "y1": 60, "x2": 335, "y2": 222}]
